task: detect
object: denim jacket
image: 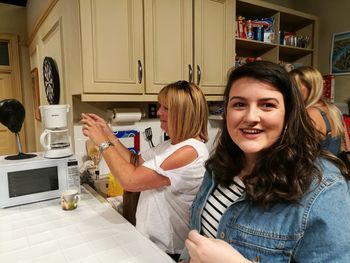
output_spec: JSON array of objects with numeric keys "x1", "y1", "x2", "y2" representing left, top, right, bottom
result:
[{"x1": 181, "y1": 159, "x2": 350, "y2": 262}]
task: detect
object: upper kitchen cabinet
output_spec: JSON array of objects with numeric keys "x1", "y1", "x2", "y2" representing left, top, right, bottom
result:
[
  {"x1": 146, "y1": 0, "x2": 234, "y2": 95},
  {"x1": 235, "y1": 0, "x2": 318, "y2": 68},
  {"x1": 79, "y1": 0, "x2": 145, "y2": 94},
  {"x1": 146, "y1": 0, "x2": 235, "y2": 95},
  {"x1": 79, "y1": 0, "x2": 234, "y2": 100},
  {"x1": 143, "y1": 0, "x2": 192, "y2": 94},
  {"x1": 194, "y1": 0, "x2": 234, "y2": 95}
]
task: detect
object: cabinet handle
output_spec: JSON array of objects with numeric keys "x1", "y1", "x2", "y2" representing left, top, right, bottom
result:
[
  {"x1": 188, "y1": 64, "x2": 193, "y2": 82},
  {"x1": 138, "y1": 60, "x2": 143, "y2": 84},
  {"x1": 197, "y1": 65, "x2": 201, "y2": 85}
]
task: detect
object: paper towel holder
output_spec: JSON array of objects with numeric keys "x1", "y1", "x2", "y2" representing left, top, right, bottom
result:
[{"x1": 107, "y1": 108, "x2": 145, "y2": 124}]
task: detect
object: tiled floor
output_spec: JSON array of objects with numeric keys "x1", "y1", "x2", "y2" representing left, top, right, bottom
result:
[{"x1": 0, "y1": 187, "x2": 175, "y2": 263}]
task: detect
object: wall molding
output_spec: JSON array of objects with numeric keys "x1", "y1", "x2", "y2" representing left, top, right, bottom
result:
[{"x1": 28, "y1": 0, "x2": 59, "y2": 46}]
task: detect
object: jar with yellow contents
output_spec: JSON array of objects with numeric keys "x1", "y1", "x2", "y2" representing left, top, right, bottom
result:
[{"x1": 107, "y1": 173, "x2": 124, "y2": 197}]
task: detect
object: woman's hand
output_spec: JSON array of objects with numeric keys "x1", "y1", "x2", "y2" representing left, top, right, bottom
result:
[
  {"x1": 185, "y1": 230, "x2": 250, "y2": 263},
  {"x1": 85, "y1": 113, "x2": 116, "y2": 139},
  {"x1": 80, "y1": 113, "x2": 109, "y2": 146}
]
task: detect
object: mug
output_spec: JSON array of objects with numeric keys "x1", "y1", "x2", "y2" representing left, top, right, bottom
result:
[{"x1": 61, "y1": 189, "x2": 80, "y2": 210}]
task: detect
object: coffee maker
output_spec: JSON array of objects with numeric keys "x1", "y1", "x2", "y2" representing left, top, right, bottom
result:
[{"x1": 39, "y1": 104, "x2": 73, "y2": 158}]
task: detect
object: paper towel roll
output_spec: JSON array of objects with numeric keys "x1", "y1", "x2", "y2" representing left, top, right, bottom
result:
[{"x1": 109, "y1": 108, "x2": 143, "y2": 123}]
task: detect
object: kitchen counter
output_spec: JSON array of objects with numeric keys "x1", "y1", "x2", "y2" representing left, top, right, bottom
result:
[{"x1": 0, "y1": 185, "x2": 175, "y2": 263}]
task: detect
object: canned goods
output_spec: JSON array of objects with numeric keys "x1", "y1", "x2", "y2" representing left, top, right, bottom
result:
[
  {"x1": 246, "y1": 20, "x2": 253, "y2": 40},
  {"x1": 279, "y1": 31, "x2": 285, "y2": 45},
  {"x1": 253, "y1": 26, "x2": 264, "y2": 41}
]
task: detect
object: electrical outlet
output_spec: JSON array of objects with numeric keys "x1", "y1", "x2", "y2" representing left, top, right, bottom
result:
[{"x1": 148, "y1": 103, "x2": 157, "y2": 118}]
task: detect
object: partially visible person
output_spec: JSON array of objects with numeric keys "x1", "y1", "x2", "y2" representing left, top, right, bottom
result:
[
  {"x1": 290, "y1": 66, "x2": 350, "y2": 154},
  {"x1": 344, "y1": 98, "x2": 350, "y2": 139},
  {"x1": 81, "y1": 80, "x2": 209, "y2": 261},
  {"x1": 180, "y1": 61, "x2": 350, "y2": 263}
]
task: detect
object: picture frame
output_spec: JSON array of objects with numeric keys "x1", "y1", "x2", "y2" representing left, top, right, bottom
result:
[
  {"x1": 330, "y1": 31, "x2": 350, "y2": 75},
  {"x1": 31, "y1": 68, "x2": 41, "y2": 121}
]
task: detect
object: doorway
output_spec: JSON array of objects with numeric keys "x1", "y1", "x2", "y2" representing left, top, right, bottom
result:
[{"x1": 0, "y1": 33, "x2": 26, "y2": 156}]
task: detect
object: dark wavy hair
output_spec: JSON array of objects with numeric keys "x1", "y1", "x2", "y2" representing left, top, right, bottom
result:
[{"x1": 206, "y1": 61, "x2": 349, "y2": 207}]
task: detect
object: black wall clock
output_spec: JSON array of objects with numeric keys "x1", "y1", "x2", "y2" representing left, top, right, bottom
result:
[{"x1": 43, "y1": 57, "x2": 60, "y2": 105}]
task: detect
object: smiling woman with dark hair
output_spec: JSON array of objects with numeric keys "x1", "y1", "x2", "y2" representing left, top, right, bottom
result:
[{"x1": 180, "y1": 61, "x2": 350, "y2": 263}]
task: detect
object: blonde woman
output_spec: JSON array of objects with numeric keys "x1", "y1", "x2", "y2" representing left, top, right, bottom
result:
[
  {"x1": 81, "y1": 80, "x2": 209, "y2": 261},
  {"x1": 290, "y1": 66, "x2": 350, "y2": 154}
]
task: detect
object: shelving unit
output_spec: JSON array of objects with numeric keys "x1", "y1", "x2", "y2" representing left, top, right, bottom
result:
[{"x1": 235, "y1": 0, "x2": 318, "y2": 67}]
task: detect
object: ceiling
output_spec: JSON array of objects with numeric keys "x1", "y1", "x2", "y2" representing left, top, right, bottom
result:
[{"x1": 0, "y1": 0, "x2": 27, "y2": 7}]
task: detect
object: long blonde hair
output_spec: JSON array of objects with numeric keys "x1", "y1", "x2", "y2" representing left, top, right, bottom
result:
[
  {"x1": 158, "y1": 81, "x2": 208, "y2": 143},
  {"x1": 290, "y1": 66, "x2": 344, "y2": 136}
]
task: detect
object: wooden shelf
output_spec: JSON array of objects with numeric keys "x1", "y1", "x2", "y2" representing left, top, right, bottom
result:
[
  {"x1": 236, "y1": 0, "x2": 277, "y2": 18},
  {"x1": 279, "y1": 45, "x2": 313, "y2": 61},
  {"x1": 236, "y1": 38, "x2": 276, "y2": 53},
  {"x1": 235, "y1": 0, "x2": 318, "y2": 67}
]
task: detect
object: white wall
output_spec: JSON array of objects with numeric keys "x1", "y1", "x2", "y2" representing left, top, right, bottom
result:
[{"x1": 26, "y1": 0, "x2": 53, "y2": 37}]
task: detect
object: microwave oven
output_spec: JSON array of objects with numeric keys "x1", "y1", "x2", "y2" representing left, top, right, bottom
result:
[{"x1": 0, "y1": 153, "x2": 80, "y2": 208}]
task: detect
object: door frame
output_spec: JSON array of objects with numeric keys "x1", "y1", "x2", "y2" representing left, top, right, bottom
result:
[{"x1": 0, "y1": 33, "x2": 26, "y2": 154}]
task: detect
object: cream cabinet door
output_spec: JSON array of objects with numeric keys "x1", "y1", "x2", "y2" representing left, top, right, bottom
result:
[
  {"x1": 194, "y1": 0, "x2": 234, "y2": 95},
  {"x1": 144, "y1": 0, "x2": 193, "y2": 94},
  {"x1": 80, "y1": 0, "x2": 144, "y2": 94}
]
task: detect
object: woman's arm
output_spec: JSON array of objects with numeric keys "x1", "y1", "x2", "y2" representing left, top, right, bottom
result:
[
  {"x1": 81, "y1": 113, "x2": 144, "y2": 164},
  {"x1": 102, "y1": 143, "x2": 199, "y2": 191},
  {"x1": 81, "y1": 113, "x2": 199, "y2": 192},
  {"x1": 293, "y1": 178, "x2": 350, "y2": 262},
  {"x1": 102, "y1": 146, "x2": 169, "y2": 191}
]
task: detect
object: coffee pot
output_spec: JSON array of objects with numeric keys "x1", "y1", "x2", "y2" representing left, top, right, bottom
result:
[{"x1": 39, "y1": 104, "x2": 73, "y2": 158}]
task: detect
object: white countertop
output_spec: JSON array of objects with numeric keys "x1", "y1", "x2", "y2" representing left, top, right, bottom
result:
[{"x1": 0, "y1": 186, "x2": 175, "y2": 263}]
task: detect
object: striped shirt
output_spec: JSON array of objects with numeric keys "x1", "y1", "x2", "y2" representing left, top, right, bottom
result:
[{"x1": 201, "y1": 177, "x2": 245, "y2": 238}]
